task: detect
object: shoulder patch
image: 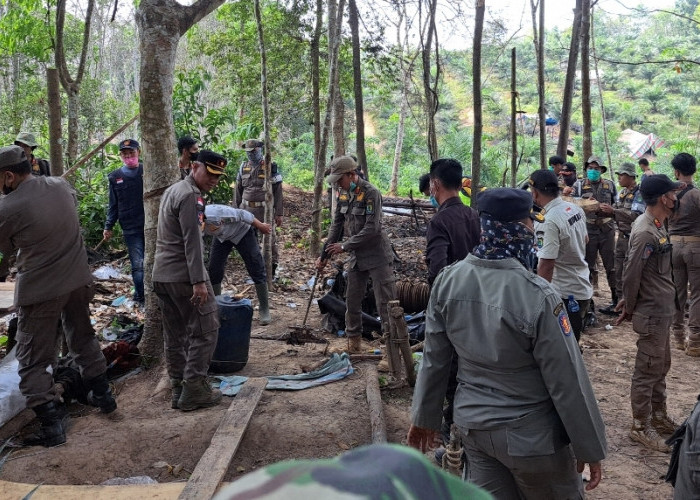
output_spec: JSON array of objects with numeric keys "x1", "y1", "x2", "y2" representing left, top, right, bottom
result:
[
  {"x1": 642, "y1": 243, "x2": 654, "y2": 260},
  {"x1": 339, "y1": 193, "x2": 348, "y2": 202},
  {"x1": 553, "y1": 303, "x2": 564, "y2": 316},
  {"x1": 558, "y1": 308, "x2": 572, "y2": 337},
  {"x1": 366, "y1": 202, "x2": 374, "y2": 215}
]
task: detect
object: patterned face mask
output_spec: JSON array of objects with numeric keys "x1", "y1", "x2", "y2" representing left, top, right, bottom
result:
[
  {"x1": 472, "y1": 215, "x2": 538, "y2": 271},
  {"x1": 246, "y1": 148, "x2": 263, "y2": 164}
]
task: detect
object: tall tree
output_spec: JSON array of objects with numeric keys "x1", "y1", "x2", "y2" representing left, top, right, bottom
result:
[
  {"x1": 530, "y1": 0, "x2": 546, "y2": 169},
  {"x1": 331, "y1": 0, "x2": 346, "y2": 158},
  {"x1": 510, "y1": 47, "x2": 517, "y2": 187},
  {"x1": 420, "y1": 0, "x2": 439, "y2": 161},
  {"x1": 348, "y1": 0, "x2": 367, "y2": 179},
  {"x1": 557, "y1": 0, "x2": 582, "y2": 160},
  {"x1": 135, "y1": 0, "x2": 226, "y2": 360},
  {"x1": 472, "y1": 0, "x2": 485, "y2": 209},
  {"x1": 310, "y1": 0, "x2": 324, "y2": 256},
  {"x1": 581, "y1": 0, "x2": 592, "y2": 162}
]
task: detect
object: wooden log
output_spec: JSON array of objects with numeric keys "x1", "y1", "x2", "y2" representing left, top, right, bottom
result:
[
  {"x1": 349, "y1": 354, "x2": 383, "y2": 361},
  {"x1": 363, "y1": 363, "x2": 387, "y2": 443},
  {"x1": 385, "y1": 314, "x2": 402, "y2": 381},
  {"x1": 389, "y1": 300, "x2": 416, "y2": 387},
  {"x1": 178, "y1": 377, "x2": 266, "y2": 500}
]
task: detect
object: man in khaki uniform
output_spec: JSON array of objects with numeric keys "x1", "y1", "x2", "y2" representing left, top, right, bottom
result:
[
  {"x1": 153, "y1": 150, "x2": 226, "y2": 411},
  {"x1": 599, "y1": 162, "x2": 645, "y2": 316},
  {"x1": 668, "y1": 153, "x2": 700, "y2": 355},
  {"x1": 235, "y1": 139, "x2": 283, "y2": 274},
  {"x1": 616, "y1": 174, "x2": 684, "y2": 452},
  {"x1": 0, "y1": 145, "x2": 115, "y2": 447},
  {"x1": 316, "y1": 156, "x2": 396, "y2": 354}
]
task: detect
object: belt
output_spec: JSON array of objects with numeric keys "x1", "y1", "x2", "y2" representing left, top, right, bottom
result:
[
  {"x1": 670, "y1": 235, "x2": 700, "y2": 243},
  {"x1": 242, "y1": 199, "x2": 266, "y2": 208}
]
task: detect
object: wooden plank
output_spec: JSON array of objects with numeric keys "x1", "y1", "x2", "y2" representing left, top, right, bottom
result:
[
  {"x1": 178, "y1": 377, "x2": 267, "y2": 500},
  {"x1": 0, "y1": 282, "x2": 15, "y2": 313},
  {"x1": 364, "y1": 363, "x2": 387, "y2": 443}
]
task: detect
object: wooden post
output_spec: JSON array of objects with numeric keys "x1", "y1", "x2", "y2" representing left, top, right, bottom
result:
[
  {"x1": 389, "y1": 300, "x2": 416, "y2": 387},
  {"x1": 364, "y1": 363, "x2": 387, "y2": 443},
  {"x1": 385, "y1": 313, "x2": 402, "y2": 380}
]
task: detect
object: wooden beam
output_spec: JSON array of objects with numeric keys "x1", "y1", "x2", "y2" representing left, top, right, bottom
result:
[
  {"x1": 364, "y1": 363, "x2": 387, "y2": 444},
  {"x1": 178, "y1": 377, "x2": 266, "y2": 500}
]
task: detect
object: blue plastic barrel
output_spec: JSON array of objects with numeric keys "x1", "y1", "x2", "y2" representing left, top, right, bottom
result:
[{"x1": 210, "y1": 296, "x2": 253, "y2": 373}]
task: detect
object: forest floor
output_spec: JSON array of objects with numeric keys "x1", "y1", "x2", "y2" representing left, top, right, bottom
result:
[{"x1": 0, "y1": 184, "x2": 696, "y2": 499}]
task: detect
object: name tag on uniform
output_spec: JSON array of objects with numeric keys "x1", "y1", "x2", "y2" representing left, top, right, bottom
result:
[{"x1": 116, "y1": 178, "x2": 124, "y2": 184}]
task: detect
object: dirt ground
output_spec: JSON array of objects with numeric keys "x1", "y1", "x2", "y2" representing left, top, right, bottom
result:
[{"x1": 0, "y1": 185, "x2": 696, "y2": 499}]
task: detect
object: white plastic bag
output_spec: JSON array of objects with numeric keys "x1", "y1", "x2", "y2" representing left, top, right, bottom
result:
[{"x1": 0, "y1": 347, "x2": 26, "y2": 428}]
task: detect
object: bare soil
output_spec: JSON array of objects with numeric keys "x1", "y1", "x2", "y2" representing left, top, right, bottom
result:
[{"x1": 0, "y1": 185, "x2": 695, "y2": 499}]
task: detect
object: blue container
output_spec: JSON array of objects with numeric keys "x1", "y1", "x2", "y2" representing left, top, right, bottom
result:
[{"x1": 210, "y1": 296, "x2": 253, "y2": 373}]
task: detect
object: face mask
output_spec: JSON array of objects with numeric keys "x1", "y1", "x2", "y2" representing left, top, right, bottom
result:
[
  {"x1": 564, "y1": 174, "x2": 576, "y2": 187},
  {"x1": 189, "y1": 151, "x2": 199, "y2": 162},
  {"x1": 548, "y1": 166, "x2": 554, "y2": 171},
  {"x1": 124, "y1": 156, "x2": 139, "y2": 168},
  {"x1": 587, "y1": 169, "x2": 601, "y2": 182},
  {"x1": 349, "y1": 182, "x2": 357, "y2": 192},
  {"x1": 430, "y1": 196, "x2": 439, "y2": 208},
  {"x1": 666, "y1": 195, "x2": 680, "y2": 213},
  {"x1": 247, "y1": 148, "x2": 263, "y2": 164}
]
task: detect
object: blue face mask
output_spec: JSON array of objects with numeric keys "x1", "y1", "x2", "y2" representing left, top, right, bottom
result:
[
  {"x1": 349, "y1": 182, "x2": 357, "y2": 192},
  {"x1": 587, "y1": 169, "x2": 601, "y2": 182},
  {"x1": 430, "y1": 196, "x2": 439, "y2": 208}
]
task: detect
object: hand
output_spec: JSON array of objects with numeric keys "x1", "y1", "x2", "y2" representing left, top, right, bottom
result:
[
  {"x1": 406, "y1": 425, "x2": 440, "y2": 453},
  {"x1": 577, "y1": 460, "x2": 602, "y2": 491},
  {"x1": 254, "y1": 220, "x2": 272, "y2": 235},
  {"x1": 326, "y1": 242, "x2": 344, "y2": 256},
  {"x1": 315, "y1": 257, "x2": 327, "y2": 271},
  {"x1": 103, "y1": 229, "x2": 113, "y2": 241},
  {"x1": 614, "y1": 299, "x2": 631, "y2": 325},
  {"x1": 562, "y1": 186, "x2": 574, "y2": 196},
  {"x1": 275, "y1": 215, "x2": 283, "y2": 227},
  {"x1": 598, "y1": 203, "x2": 614, "y2": 215},
  {"x1": 191, "y1": 282, "x2": 208, "y2": 307}
]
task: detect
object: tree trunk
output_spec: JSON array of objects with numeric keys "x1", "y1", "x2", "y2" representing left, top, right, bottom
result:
[
  {"x1": 581, "y1": 0, "x2": 592, "y2": 162},
  {"x1": 530, "y1": 0, "x2": 546, "y2": 169},
  {"x1": 591, "y1": 5, "x2": 613, "y2": 180},
  {"x1": 472, "y1": 0, "x2": 485, "y2": 209},
  {"x1": 331, "y1": 0, "x2": 346, "y2": 158},
  {"x1": 420, "y1": 0, "x2": 440, "y2": 161},
  {"x1": 254, "y1": 0, "x2": 274, "y2": 286},
  {"x1": 510, "y1": 48, "x2": 517, "y2": 187},
  {"x1": 557, "y1": 0, "x2": 582, "y2": 159},
  {"x1": 348, "y1": 0, "x2": 367, "y2": 179},
  {"x1": 136, "y1": 0, "x2": 226, "y2": 362},
  {"x1": 47, "y1": 68, "x2": 64, "y2": 176},
  {"x1": 310, "y1": 0, "x2": 324, "y2": 257}
]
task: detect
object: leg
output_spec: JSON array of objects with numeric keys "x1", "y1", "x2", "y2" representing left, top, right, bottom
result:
[
  {"x1": 208, "y1": 238, "x2": 235, "y2": 289},
  {"x1": 345, "y1": 267, "x2": 370, "y2": 339},
  {"x1": 61, "y1": 284, "x2": 107, "y2": 381},
  {"x1": 567, "y1": 298, "x2": 590, "y2": 343},
  {"x1": 462, "y1": 428, "x2": 523, "y2": 499},
  {"x1": 183, "y1": 281, "x2": 219, "y2": 380},
  {"x1": 685, "y1": 243, "x2": 700, "y2": 350},
  {"x1": 671, "y1": 240, "x2": 688, "y2": 345},
  {"x1": 235, "y1": 228, "x2": 267, "y2": 284},
  {"x1": 650, "y1": 318, "x2": 673, "y2": 411},
  {"x1": 153, "y1": 281, "x2": 189, "y2": 380},
  {"x1": 584, "y1": 230, "x2": 600, "y2": 288},
  {"x1": 614, "y1": 235, "x2": 628, "y2": 300},
  {"x1": 123, "y1": 232, "x2": 145, "y2": 303},
  {"x1": 673, "y1": 401, "x2": 700, "y2": 499},
  {"x1": 599, "y1": 229, "x2": 617, "y2": 301},
  {"x1": 368, "y1": 263, "x2": 397, "y2": 336}
]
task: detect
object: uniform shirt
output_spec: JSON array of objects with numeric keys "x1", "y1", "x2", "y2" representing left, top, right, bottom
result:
[
  {"x1": 535, "y1": 196, "x2": 592, "y2": 300},
  {"x1": 411, "y1": 254, "x2": 606, "y2": 464},
  {"x1": 204, "y1": 204, "x2": 255, "y2": 245},
  {"x1": 669, "y1": 185, "x2": 700, "y2": 236},
  {"x1": 0, "y1": 176, "x2": 92, "y2": 306},
  {"x1": 105, "y1": 164, "x2": 145, "y2": 234},
  {"x1": 29, "y1": 155, "x2": 51, "y2": 176},
  {"x1": 425, "y1": 197, "x2": 479, "y2": 286},
  {"x1": 326, "y1": 178, "x2": 393, "y2": 271},
  {"x1": 573, "y1": 177, "x2": 617, "y2": 230},
  {"x1": 234, "y1": 159, "x2": 283, "y2": 216},
  {"x1": 622, "y1": 212, "x2": 675, "y2": 317},
  {"x1": 152, "y1": 175, "x2": 209, "y2": 285},
  {"x1": 613, "y1": 184, "x2": 645, "y2": 235}
]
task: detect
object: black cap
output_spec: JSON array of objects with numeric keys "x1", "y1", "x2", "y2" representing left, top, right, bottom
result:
[
  {"x1": 478, "y1": 188, "x2": 538, "y2": 222},
  {"x1": 528, "y1": 169, "x2": 559, "y2": 192},
  {"x1": 561, "y1": 162, "x2": 576, "y2": 173},
  {"x1": 0, "y1": 145, "x2": 28, "y2": 171},
  {"x1": 119, "y1": 139, "x2": 140, "y2": 151},
  {"x1": 639, "y1": 174, "x2": 683, "y2": 199},
  {"x1": 197, "y1": 149, "x2": 227, "y2": 175}
]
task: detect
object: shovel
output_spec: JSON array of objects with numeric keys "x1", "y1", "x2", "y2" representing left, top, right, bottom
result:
[{"x1": 301, "y1": 269, "x2": 320, "y2": 329}]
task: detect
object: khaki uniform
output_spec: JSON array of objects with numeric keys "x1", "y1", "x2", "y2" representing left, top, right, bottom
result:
[
  {"x1": 612, "y1": 184, "x2": 644, "y2": 298},
  {"x1": 412, "y1": 255, "x2": 606, "y2": 497},
  {"x1": 622, "y1": 212, "x2": 675, "y2": 420},
  {"x1": 574, "y1": 178, "x2": 617, "y2": 296},
  {"x1": 153, "y1": 176, "x2": 220, "y2": 381},
  {"x1": 325, "y1": 178, "x2": 396, "y2": 338},
  {"x1": 235, "y1": 159, "x2": 283, "y2": 267},
  {"x1": 0, "y1": 176, "x2": 106, "y2": 407},
  {"x1": 668, "y1": 186, "x2": 700, "y2": 348}
]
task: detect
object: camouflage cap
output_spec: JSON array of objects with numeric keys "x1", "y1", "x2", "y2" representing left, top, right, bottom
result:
[
  {"x1": 14, "y1": 132, "x2": 38, "y2": 149},
  {"x1": 242, "y1": 139, "x2": 264, "y2": 152},
  {"x1": 0, "y1": 145, "x2": 28, "y2": 171},
  {"x1": 615, "y1": 162, "x2": 637, "y2": 177},
  {"x1": 585, "y1": 155, "x2": 607, "y2": 173},
  {"x1": 198, "y1": 149, "x2": 227, "y2": 175},
  {"x1": 326, "y1": 156, "x2": 358, "y2": 184}
]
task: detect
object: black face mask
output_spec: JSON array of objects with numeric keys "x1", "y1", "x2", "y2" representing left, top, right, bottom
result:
[
  {"x1": 564, "y1": 175, "x2": 576, "y2": 187},
  {"x1": 189, "y1": 151, "x2": 199, "y2": 162}
]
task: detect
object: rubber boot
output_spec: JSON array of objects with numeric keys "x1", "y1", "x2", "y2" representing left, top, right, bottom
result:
[
  {"x1": 599, "y1": 291, "x2": 618, "y2": 316},
  {"x1": 23, "y1": 401, "x2": 67, "y2": 447},
  {"x1": 652, "y1": 405, "x2": 679, "y2": 435},
  {"x1": 348, "y1": 336, "x2": 362, "y2": 354},
  {"x1": 673, "y1": 330, "x2": 687, "y2": 351},
  {"x1": 629, "y1": 417, "x2": 670, "y2": 453},
  {"x1": 178, "y1": 377, "x2": 222, "y2": 411},
  {"x1": 85, "y1": 373, "x2": 117, "y2": 414},
  {"x1": 212, "y1": 283, "x2": 222, "y2": 296},
  {"x1": 171, "y1": 378, "x2": 183, "y2": 409},
  {"x1": 255, "y1": 283, "x2": 271, "y2": 326}
]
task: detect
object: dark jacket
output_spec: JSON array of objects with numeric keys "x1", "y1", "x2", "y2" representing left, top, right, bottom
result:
[{"x1": 105, "y1": 165, "x2": 144, "y2": 234}]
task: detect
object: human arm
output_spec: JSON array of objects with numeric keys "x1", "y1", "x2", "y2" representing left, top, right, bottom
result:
[
  {"x1": 104, "y1": 176, "x2": 118, "y2": 232},
  {"x1": 537, "y1": 258, "x2": 555, "y2": 282},
  {"x1": 425, "y1": 219, "x2": 450, "y2": 286},
  {"x1": 253, "y1": 218, "x2": 272, "y2": 235},
  {"x1": 341, "y1": 186, "x2": 383, "y2": 252},
  {"x1": 577, "y1": 461, "x2": 602, "y2": 491},
  {"x1": 272, "y1": 173, "x2": 283, "y2": 223},
  {"x1": 178, "y1": 192, "x2": 209, "y2": 285},
  {"x1": 536, "y1": 218, "x2": 561, "y2": 283},
  {"x1": 614, "y1": 298, "x2": 631, "y2": 325},
  {"x1": 191, "y1": 281, "x2": 208, "y2": 306},
  {"x1": 406, "y1": 426, "x2": 440, "y2": 453},
  {"x1": 621, "y1": 228, "x2": 650, "y2": 315},
  {"x1": 234, "y1": 168, "x2": 243, "y2": 208}
]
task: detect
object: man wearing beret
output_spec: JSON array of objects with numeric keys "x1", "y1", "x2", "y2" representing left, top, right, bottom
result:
[
  {"x1": 408, "y1": 188, "x2": 606, "y2": 498},
  {"x1": 530, "y1": 169, "x2": 592, "y2": 345},
  {"x1": 103, "y1": 139, "x2": 145, "y2": 306},
  {"x1": 14, "y1": 132, "x2": 50, "y2": 177},
  {"x1": 573, "y1": 156, "x2": 617, "y2": 306},
  {"x1": 235, "y1": 139, "x2": 284, "y2": 277},
  {"x1": 616, "y1": 174, "x2": 684, "y2": 452},
  {"x1": 153, "y1": 150, "x2": 226, "y2": 411},
  {"x1": 0, "y1": 145, "x2": 116, "y2": 447},
  {"x1": 316, "y1": 155, "x2": 396, "y2": 354}
]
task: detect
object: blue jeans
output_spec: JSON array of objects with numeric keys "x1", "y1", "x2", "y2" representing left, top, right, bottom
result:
[{"x1": 123, "y1": 231, "x2": 144, "y2": 302}]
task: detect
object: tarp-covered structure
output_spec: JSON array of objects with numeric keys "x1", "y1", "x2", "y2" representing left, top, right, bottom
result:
[{"x1": 618, "y1": 129, "x2": 665, "y2": 159}]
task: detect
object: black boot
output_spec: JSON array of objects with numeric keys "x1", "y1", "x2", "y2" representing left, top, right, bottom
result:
[
  {"x1": 599, "y1": 292, "x2": 618, "y2": 316},
  {"x1": 23, "y1": 401, "x2": 67, "y2": 447},
  {"x1": 85, "y1": 373, "x2": 117, "y2": 414}
]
